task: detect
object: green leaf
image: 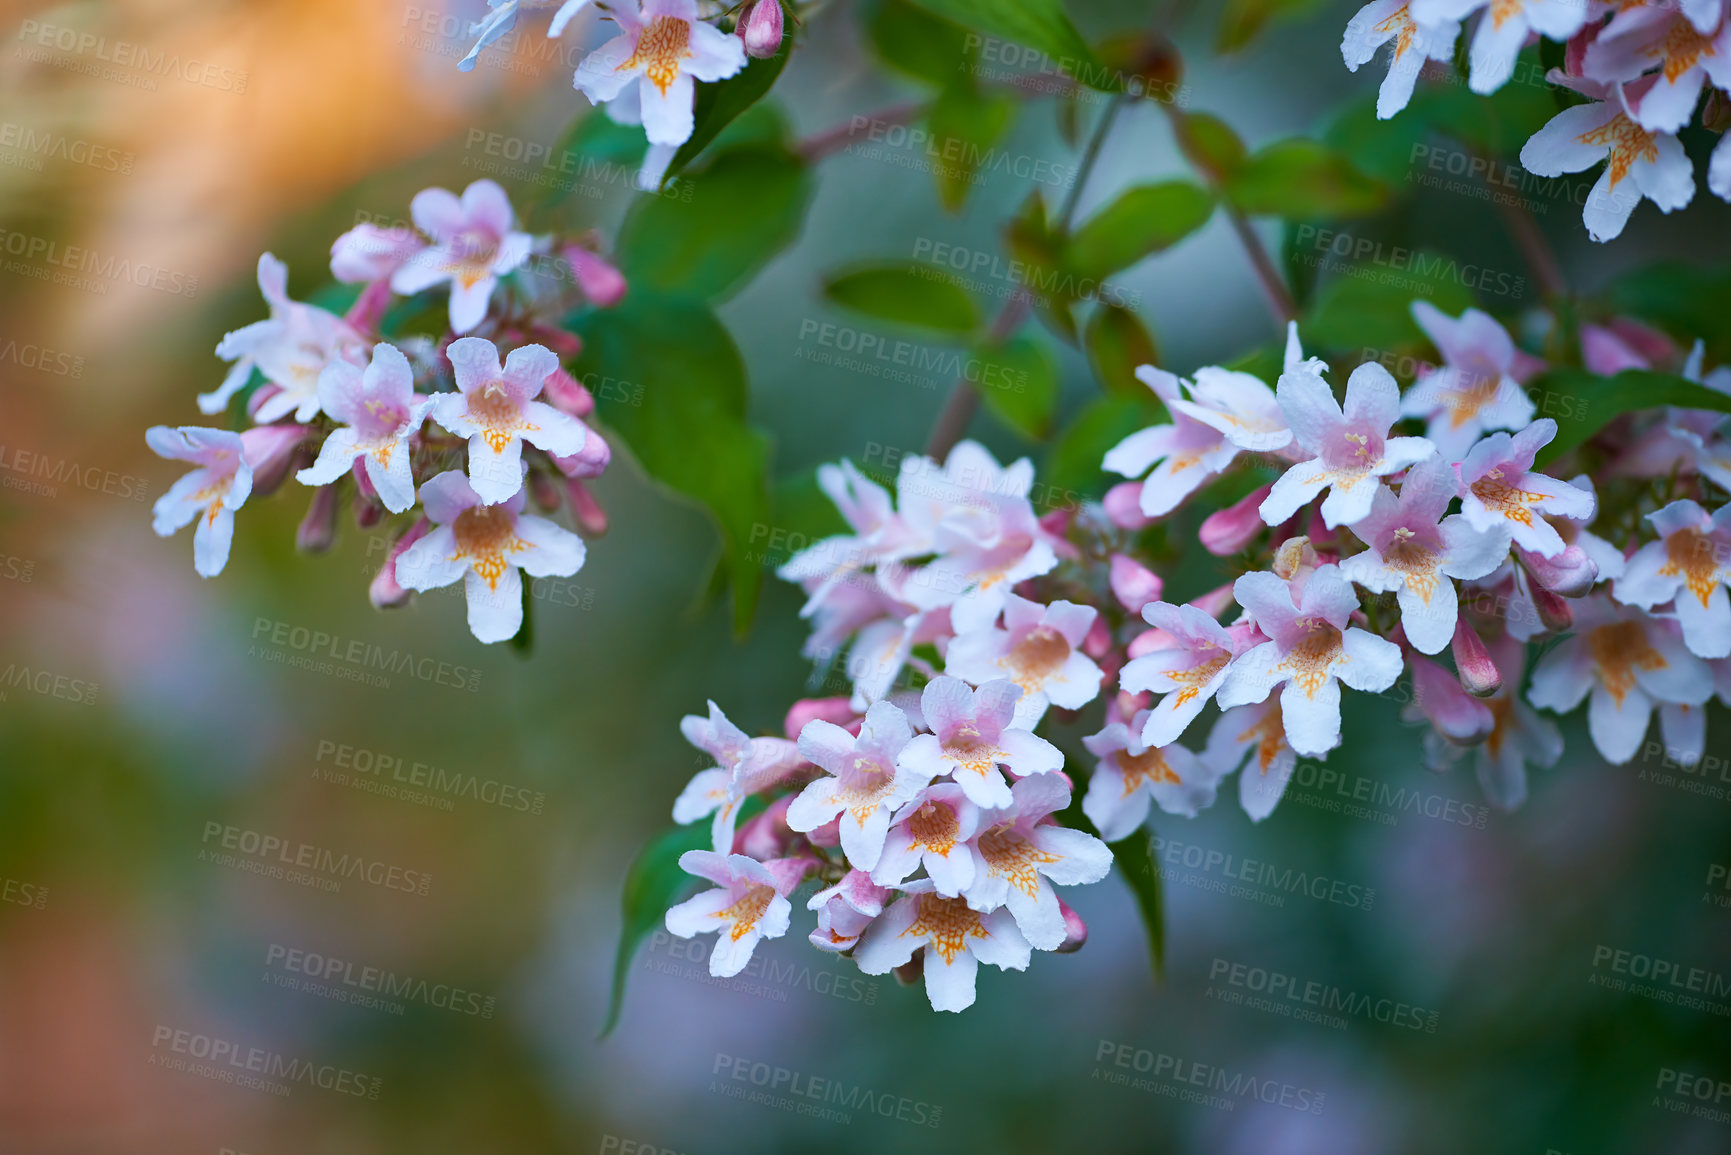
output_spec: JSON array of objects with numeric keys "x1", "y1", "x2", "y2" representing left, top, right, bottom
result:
[
  {"x1": 600, "y1": 823, "x2": 710, "y2": 1037},
  {"x1": 1529, "y1": 369, "x2": 1731, "y2": 467},
  {"x1": 1175, "y1": 111, "x2": 1246, "y2": 182},
  {"x1": 1216, "y1": 0, "x2": 1327, "y2": 54},
  {"x1": 1608, "y1": 262, "x2": 1731, "y2": 364},
  {"x1": 928, "y1": 76, "x2": 1017, "y2": 212},
  {"x1": 664, "y1": 39, "x2": 793, "y2": 180},
  {"x1": 1110, "y1": 828, "x2": 1165, "y2": 980},
  {"x1": 1042, "y1": 393, "x2": 1160, "y2": 502},
  {"x1": 823, "y1": 261, "x2": 983, "y2": 333},
  {"x1": 909, "y1": 0, "x2": 1120, "y2": 92},
  {"x1": 868, "y1": 0, "x2": 971, "y2": 87},
  {"x1": 573, "y1": 292, "x2": 771, "y2": 634},
  {"x1": 617, "y1": 146, "x2": 811, "y2": 302},
  {"x1": 1006, "y1": 189, "x2": 1078, "y2": 343},
  {"x1": 1300, "y1": 249, "x2": 1476, "y2": 352},
  {"x1": 1226, "y1": 139, "x2": 1388, "y2": 220},
  {"x1": 1066, "y1": 180, "x2": 1214, "y2": 281},
  {"x1": 974, "y1": 335, "x2": 1059, "y2": 439},
  {"x1": 1083, "y1": 302, "x2": 1159, "y2": 398}
]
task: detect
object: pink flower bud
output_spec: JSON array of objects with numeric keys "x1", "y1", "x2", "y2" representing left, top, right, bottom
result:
[
  {"x1": 564, "y1": 477, "x2": 608, "y2": 536},
  {"x1": 1109, "y1": 554, "x2": 1162, "y2": 614},
  {"x1": 350, "y1": 460, "x2": 383, "y2": 528},
  {"x1": 1055, "y1": 898, "x2": 1088, "y2": 953},
  {"x1": 1127, "y1": 626, "x2": 1175, "y2": 659},
  {"x1": 296, "y1": 485, "x2": 339, "y2": 553},
  {"x1": 1451, "y1": 619, "x2": 1502, "y2": 698},
  {"x1": 762, "y1": 853, "x2": 818, "y2": 896},
  {"x1": 1191, "y1": 581, "x2": 1238, "y2": 620},
  {"x1": 1408, "y1": 654, "x2": 1493, "y2": 743},
  {"x1": 736, "y1": 796, "x2": 795, "y2": 860},
  {"x1": 737, "y1": 0, "x2": 783, "y2": 58},
  {"x1": 541, "y1": 367, "x2": 596, "y2": 419},
  {"x1": 552, "y1": 428, "x2": 610, "y2": 479},
  {"x1": 1531, "y1": 585, "x2": 1573, "y2": 633},
  {"x1": 330, "y1": 224, "x2": 419, "y2": 284},
  {"x1": 563, "y1": 246, "x2": 627, "y2": 307},
  {"x1": 1517, "y1": 543, "x2": 1598, "y2": 597},
  {"x1": 805, "y1": 816, "x2": 842, "y2": 849},
  {"x1": 370, "y1": 519, "x2": 430, "y2": 609},
  {"x1": 1200, "y1": 484, "x2": 1271, "y2": 556},
  {"x1": 239, "y1": 424, "x2": 309, "y2": 497},
  {"x1": 784, "y1": 697, "x2": 857, "y2": 739},
  {"x1": 1102, "y1": 482, "x2": 1151, "y2": 529},
  {"x1": 344, "y1": 278, "x2": 395, "y2": 333},
  {"x1": 1082, "y1": 616, "x2": 1112, "y2": 660},
  {"x1": 1038, "y1": 508, "x2": 1073, "y2": 540}
]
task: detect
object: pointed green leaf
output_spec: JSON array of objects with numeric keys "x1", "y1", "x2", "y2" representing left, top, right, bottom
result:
[
  {"x1": 1226, "y1": 139, "x2": 1388, "y2": 219},
  {"x1": 1066, "y1": 180, "x2": 1214, "y2": 281},
  {"x1": 1084, "y1": 302, "x2": 1159, "y2": 398},
  {"x1": 664, "y1": 39, "x2": 793, "y2": 180},
  {"x1": 1111, "y1": 828, "x2": 1165, "y2": 979},
  {"x1": 1529, "y1": 369, "x2": 1731, "y2": 467},
  {"x1": 600, "y1": 823, "x2": 710, "y2": 1037},
  {"x1": 908, "y1": 0, "x2": 1119, "y2": 91},
  {"x1": 823, "y1": 261, "x2": 983, "y2": 333}
]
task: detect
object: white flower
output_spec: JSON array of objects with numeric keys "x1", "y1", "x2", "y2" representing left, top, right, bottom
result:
[
  {"x1": 1520, "y1": 76, "x2": 1694, "y2": 242},
  {"x1": 1338, "y1": 456, "x2": 1511, "y2": 654},
  {"x1": 1260, "y1": 360, "x2": 1436, "y2": 530},
  {"x1": 205, "y1": 253, "x2": 367, "y2": 421},
  {"x1": 854, "y1": 880, "x2": 1031, "y2": 1012},
  {"x1": 392, "y1": 470, "x2": 586, "y2": 643},
  {"x1": 294, "y1": 343, "x2": 432, "y2": 513},
  {"x1": 1082, "y1": 709, "x2": 1222, "y2": 838},
  {"x1": 390, "y1": 181, "x2": 533, "y2": 334},
  {"x1": 960, "y1": 774, "x2": 1111, "y2": 951},
  {"x1": 1120, "y1": 601, "x2": 1249, "y2": 747},
  {"x1": 148, "y1": 427, "x2": 256, "y2": 578},
  {"x1": 664, "y1": 851, "x2": 798, "y2": 978},
  {"x1": 786, "y1": 700, "x2": 930, "y2": 872},
  {"x1": 1205, "y1": 698, "x2": 1299, "y2": 822},
  {"x1": 1401, "y1": 301, "x2": 1541, "y2": 461},
  {"x1": 943, "y1": 595, "x2": 1102, "y2": 729},
  {"x1": 1342, "y1": 1, "x2": 1461, "y2": 119},
  {"x1": 1612, "y1": 498, "x2": 1731, "y2": 659},
  {"x1": 1411, "y1": 0, "x2": 1589, "y2": 94},
  {"x1": 459, "y1": 0, "x2": 591, "y2": 72},
  {"x1": 1529, "y1": 596, "x2": 1711, "y2": 764},
  {"x1": 1583, "y1": 3, "x2": 1731, "y2": 133},
  {"x1": 430, "y1": 337, "x2": 591, "y2": 504},
  {"x1": 1218, "y1": 566, "x2": 1405, "y2": 757},
  {"x1": 869, "y1": 784, "x2": 982, "y2": 897},
  {"x1": 572, "y1": 0, "x2": 747, "y2": 148},
  {"x1": 671, "y1": 701, "x2": 805, "y2": 853},
  {"x1": 897, "y1": 677, "x2": 1064, "y2": 809},
  {"x1": 1455, "y1": 418, "x2": 1595, "y2": 557},
  {"x1": 806, "y1": 869, "x2": 891, "y2": 953}
]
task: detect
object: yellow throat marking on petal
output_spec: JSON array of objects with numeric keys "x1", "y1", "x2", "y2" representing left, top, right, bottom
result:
[
  {"x1": 1648, "y1": 17, "x2": 1713, "y2": 84},
  {"x1": 712, "y1": 883, "x2": 775, "y2": 942},
  {"x1": 1471, "y1": 466, "x2": 1546, "y2": 527},
  {"x1": 452, "y1": 504, "x2": 525, "y2": 591},
  {"x1": 1279, "y1": 620, "x2": 1344, "y2": 699},
  {"x1": 1385, "y1": 528, "x2": 1441, "y2": 603},
  {"x1": 1168, "y1": 653, "x2": 1229, "y2": 709},
  {"x1": 905, "y1": 892, "x2": 989, "y2": 964},
  {"x1": 1577, "y1": 114, "x2": 1658, "y2": 189},
  {"x1": 977, "y1": 823, "x2": 1061, "y2": 900},
  {"x1": 1658, "y1": 528, "x2": 1723, "y2": 608},
  {"x1": 1236, "y1": 701, "x2": 1287, "y2": 774},
  {"x1": 1374, "y1": 5, "x2": 1416, "y2": 61},
  {"x1": 1587, "y1": 621, "x2": 1667, "y2": 707},
  {"x1": 1119, "y1": 747, "x2": 1181, "y2": 796},
  {"x1": 832, "y1": 755, "x2": 895, "y2": 825},
  {"x1": 1000, "y1": 625, "x2": 1071, "y2": 694},
  {"x1": 625, "y1": 16, "x2": 692, "y2": 96},
  {"x1": 468, "y1": 382, "x2": 525, "y2": 453}
]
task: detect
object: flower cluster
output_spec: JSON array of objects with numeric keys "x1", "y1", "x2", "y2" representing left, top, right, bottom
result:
[
  {"x1": 660, "y1": 301, "x2": 1731, "y2": 1011},
  {"x1": 1344, "y1": 0, "x2": 1731, "y2": 240},
  {"x1": 460, "y1": 0, "x2": 785, "y2": 189},
  {"x1": 147, "y1": 180, "x2": 622, "y2": 643}
]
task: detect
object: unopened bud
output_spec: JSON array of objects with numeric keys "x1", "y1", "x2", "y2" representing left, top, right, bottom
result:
[
  {"x1": 785, "y1": 697, "x2": 857, "y2": 739},
  {"x1": 565, "y1": 477, "x2": 608, "y2": 536},
  {"x1": 1272, "y1": 536, "x2": 1318, "y2": 582},
  {"x1": 370, "y1": 519, "x2": 430, "y2": 609},
  {"x1": 296, "y1": 484, "x2": 339, "y2": 553},
  {"x1": 1451, "y1": 619, "x2": 1502, "y2": 698},
  {"x1": 239, "y1": 424, "x2": 308, "y2": 497},
  {"x1": 563, "y1": 246, "x2": 627, "y2": 307},
  {"x1": 1200, "y1": 485, "x2": 1271, "y2": 556},
  {"x1": 1082, "y1": 616, "x2": 1112, "y2": 660},
  {"x1": 1531, "y1": 585, "x2": 1574, "y2": 633},
  {"x1": 1191, "y1": 581, "x2": 1237, "y2": 620},
  {"x1": 1102, "y1": 482, "x2": 1151, "y2": 529},
  {"x1": 737, "y1": 0, "x2": 783, "y2": 58},
  {"x1": 541, "y1": 367, "x2": 596, "y2": 419},
  {"x1": 552, "y1": 426, "x2": 610, "y2": 479},
  {"x1": 736, "y1": 796, "x2": 795, "y2": 860},
  {"x1": 1055, "y1": 898, "x2": 1088, "y2": 953},
  {"x1": 1517, "y1": 543, "x2": 1598, "y2": 597},
  {"x1": 344, "y1": 278, "x2": 394, "y2": 332},
  {"x1": 1109, "y1": 554, "x2": 1163, "y2": 614}
]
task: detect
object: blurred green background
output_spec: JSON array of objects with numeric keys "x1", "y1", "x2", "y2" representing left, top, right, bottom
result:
[{"x1": 2, "y1": 0, "x2": 1730, "y2": 1151}]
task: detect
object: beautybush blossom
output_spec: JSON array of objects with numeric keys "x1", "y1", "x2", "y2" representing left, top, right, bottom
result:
[{"x1": 148, "y1": 180, "x2": 619, "y2": 643}]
